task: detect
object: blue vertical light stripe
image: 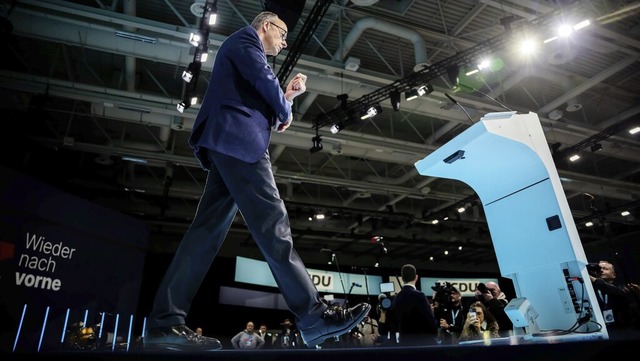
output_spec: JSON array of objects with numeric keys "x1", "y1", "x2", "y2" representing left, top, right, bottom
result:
[
  {"x1": 37, "y1": 306, "x2": 50, "y2": 352},
  {"x1": 111, "y1": 313, "x2": 120, "y2": 351},
  {"x1": 99, "y1": 312, "x2": 106, "y2": 338},
  {"x1": 61, "y1": 308, "x2": 70, "y2": 343},
  {"x1": 13, "y1": 304, "x2": 28, "y2": 352},
  {"x1": 126, "y1": 314, "x2": 134, "y2": 352}
]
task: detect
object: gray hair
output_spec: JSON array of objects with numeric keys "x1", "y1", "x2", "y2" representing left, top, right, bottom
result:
[{"x1": 251, "y1": 11, "x2": 279, "y2": 30}]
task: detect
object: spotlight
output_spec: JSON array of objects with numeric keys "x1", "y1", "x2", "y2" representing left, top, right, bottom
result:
[
  {"x1": 418, "y1": 84, "x2": 434, "y2": 96},
  {"x1": 330, "y1": 121, "x2": 344, "y2": 134},
  {"x1": 189, "y1": 31, "x2": 207, "y2": 47},
  {"x1": 181, "y1": 70, "x2": 194, "y2": 83},
  {"x1": 361, "y1": 104, "x2": 382, "y2": 119},
  {"x1": 177, "y1": 96, "x2": 198, "y2": 113},
  {"x1": 405, "y1": 84, "x2": 433, "y2": 101},
  {"x1": 181, "y1": 62, "x2": 201, "y2": 83},
  {"x1": 197, "y1": 49, "x2": 209, "y2": 63},
  {"x1": 177, "y1": 101, "x2": 189, "y2": 113},
  {"x1": 309, "y1": 135, "x2": 323, "y2": 153},
  {"x1": 390, "y1": 90, "x2": 401, "y2": 111},
  {"x1": 207, "y1": 12, "x2": 218, "y2": 26},
  {"x1": 590, "y1": 143, "x2": 602, "y2": 152},
  {"x1": 205, "y1": 0, "x2": 218, "y2": 26},
  {"x1": 405, "y1": 89, "x2": 419, "y2": 101}
]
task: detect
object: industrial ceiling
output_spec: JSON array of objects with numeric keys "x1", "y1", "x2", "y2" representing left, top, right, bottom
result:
[{"x1": 1, "y1": 0, "x2": 639, "y2": 274}]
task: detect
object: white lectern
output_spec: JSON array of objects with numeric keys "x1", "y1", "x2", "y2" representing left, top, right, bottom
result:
[{"x1": 414, "y1": 112, "x2": 608, "y2": 342}]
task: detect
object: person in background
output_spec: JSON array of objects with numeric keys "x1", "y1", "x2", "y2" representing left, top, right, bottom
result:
[
  {"x1": 437, "y1": 286, "x2": 465, "y2": 344},
  {"x1": 475, "y1": 282, "x2": 513, "y2": 335},
  {"x1": 589, "y1": 260, "x2": 640, "y2": 336},
  {"x1": 143, "y1": 11, "x2": 370, "y2": 352},
  {"x1": 375, "y1": 294, "x2": 397, "y2": 346},
  {"x1": 485, "y1": 282, "x2": 509, "y2": 305},
  {"x1": 274, "y1": 318, "x2": 301, "y2": 349},
  {"x1": 257, "y1": 323, "x2": 273, "y2": 349},
  {"x1": 391, "y1": 264, "x2": 438, "y2": 346},
  {"x1": 230, "y1": 321, "x2": 264, "y2": 350},
  {"x1": 458, "y1": 301, "x2": 500, "y2": 343},
  {"x1": 356, "y1": 309, "x2": 380, "y2": 347}
]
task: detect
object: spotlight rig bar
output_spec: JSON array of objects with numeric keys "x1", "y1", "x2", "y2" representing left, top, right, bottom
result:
[
  {"x1": 311, "y1": 32, "x2": 509, "y2": 130},
  {"x1": 311, "y1": 1, "x2": 583, "y2": 131}
]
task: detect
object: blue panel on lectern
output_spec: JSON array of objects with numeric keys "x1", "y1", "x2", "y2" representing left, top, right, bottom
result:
[
  {"x1": 484, "y1": 178, "x2": 578, "y2": 275},
  {"x1": 415, "y1": 114, "x2": 549, "y2": 204}
]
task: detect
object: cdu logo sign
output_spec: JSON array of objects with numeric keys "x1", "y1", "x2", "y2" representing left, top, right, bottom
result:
[{"x1": 308, "y1": 270, "x2": 334, "y2": 292}]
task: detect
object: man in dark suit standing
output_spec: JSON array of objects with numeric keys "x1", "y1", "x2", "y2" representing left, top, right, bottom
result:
[
  {"x1": 144, "y1": 11, "x2": 370, "y2": 351},
  {"x1": 391, "y1": 264, "x2": 438, "y2": 346}
]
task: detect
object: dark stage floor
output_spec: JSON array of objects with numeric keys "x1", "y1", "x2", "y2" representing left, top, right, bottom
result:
[{"x1": 3, "y1": 335, "x2": 639, "y2": 361}]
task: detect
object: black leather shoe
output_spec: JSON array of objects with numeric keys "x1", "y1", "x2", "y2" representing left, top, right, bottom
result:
[
  {"x1": 299, "y1": 302, "x2": 371, "y2": 348},
  {"x1": 144, "y1": 325, "x2": 222, "y2": 351}
]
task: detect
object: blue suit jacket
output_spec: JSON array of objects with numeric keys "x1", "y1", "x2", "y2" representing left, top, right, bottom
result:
[{"x1": 189, "y1": 25, "x2": 292, "y2": 167}]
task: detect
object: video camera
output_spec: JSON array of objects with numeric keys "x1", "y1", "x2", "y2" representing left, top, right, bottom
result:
[
  {"x1": 431, "y1": 282, "x2": 456, "y2": 308},
  {"x1": 586, "y1": 263, "x2": 602, "y2": 277},
  {"x1": 378, "y1": 293, "x2": 393, "y2": 311},
  {"x1": 476, "y1": 282, "x2": 489, "y2": 294}
]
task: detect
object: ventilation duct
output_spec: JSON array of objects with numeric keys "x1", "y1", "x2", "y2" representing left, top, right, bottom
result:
[{"x1": 332, "y1": 17, "x2": 429, "y2": 71}]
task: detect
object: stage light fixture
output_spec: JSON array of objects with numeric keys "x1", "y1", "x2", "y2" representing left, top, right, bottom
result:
[
  {"x1": 330, "y1": 121, "x2": 345, "y2": 134},
  {"x1": 309, "y1": 135, "x2": 323, "y2": 153},
  {"x1": 405, "y1": 84, "x2": 433, "y2": 101},
  {"x1": 198, "y1": 49, "x2": 209, "y2": 63},
  {"x1": 590, "y1": 143, "x2": 602, "y2": 152},
  {"x1": 390, "y1": 90, "x2": 401, "y2": 111},
  {"x1": 405, "y1": 88, "x2": 419, "y2": 101},
  {"x1": 361, "y1": 104, "x2": 382, "y2": 119},
  {"x1": 189, "y1": 31, "x2": 207, "y2": 47},
  {"x1": 205, "y1": 0, "x2": 218, "y2": 26},
  {"x1": 177, "y1": 96, "x2": 198, "y2": 113},
  {"x1": 181, "y1": 62, "x2": 201, "y2": 83},
  {"x1": 181, "y1": 70, "x2": 194, "y2": 83},
  {"x1": 177, "y1": 101, "x2": 189, "y2": 113},
  {"x1": 418, "y1": 84, "x2": 433, "y2": 96}
]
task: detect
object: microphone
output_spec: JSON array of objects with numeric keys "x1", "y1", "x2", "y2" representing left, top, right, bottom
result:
[
  {"x1": 352, "y1": 282, "x2": 362, "y2": 288},
  {"x1": 444, "y1": 93, "x2": 475, "y2": 125},
  {"x1": 458, "y1": 83, "x2": 514, "y2": 112}
]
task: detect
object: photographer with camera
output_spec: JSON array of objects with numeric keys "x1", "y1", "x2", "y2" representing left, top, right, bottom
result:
[
  {"x1": 376, "y1": 293, "x2": 397, "y2": 346},
  {"x1": 589, "y1": 260, "x2": 640, "y2": 336},
  {"x1": 474, "y1": 282, "x2": 513, "y2": 336},
  {"x1": 432, "y1": 284, "x2": 465, "y2": 344}
]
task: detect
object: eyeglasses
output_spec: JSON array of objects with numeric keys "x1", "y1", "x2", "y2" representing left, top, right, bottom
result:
[{"x1": 269, "y1": 21, "x2": 287, "y2": 41}]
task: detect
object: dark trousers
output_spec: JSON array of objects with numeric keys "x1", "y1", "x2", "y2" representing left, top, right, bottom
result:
[{"x1": 147, "y1": 149, "x2": 325, "y2": 329}]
